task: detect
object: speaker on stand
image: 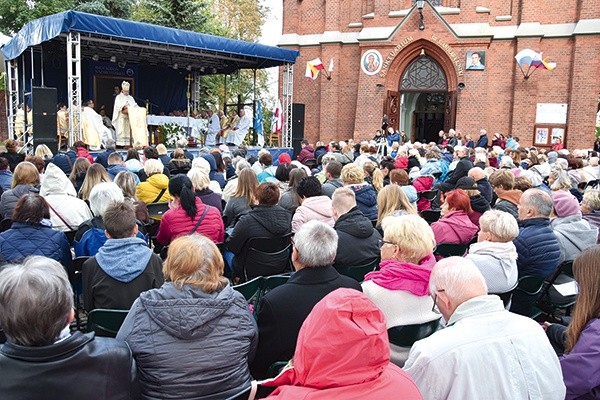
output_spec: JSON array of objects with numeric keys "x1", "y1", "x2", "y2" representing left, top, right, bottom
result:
[
  {"x1": 32, "y1": 87, "x2": 58, "y2": 155},
  {"x1": 291, "y1": 103, "x2": 305, "y2": 158}
]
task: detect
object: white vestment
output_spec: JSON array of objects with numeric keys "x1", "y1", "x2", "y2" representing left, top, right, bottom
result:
[
  {"x1": 232, "y1": 114, "x2": 250, "y2": 146},
  {"x1": 112, "y1": 93, "x2": 138, "y2": 146},
  {"x1": 206, "y1": 113, "x2": 221, "y2": 146},
  {"x1": 82, "y1": 106, "x2": 112, "y2": 148}
]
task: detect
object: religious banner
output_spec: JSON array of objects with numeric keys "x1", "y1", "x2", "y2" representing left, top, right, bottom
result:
[
  {"x1": 129, "y1": 107, "x2": 149, "y2": 147},
  {"x1": 361, "y1": 50, "x2": 383, "y2": 76}
]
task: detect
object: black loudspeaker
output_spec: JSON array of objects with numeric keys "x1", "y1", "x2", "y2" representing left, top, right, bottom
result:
[
  {"x1": 291, "y1": 103, "x2": 305, "y2": 157},
  {"x1": 32, "y1": 87, "x2": 58, "y2": 155}
]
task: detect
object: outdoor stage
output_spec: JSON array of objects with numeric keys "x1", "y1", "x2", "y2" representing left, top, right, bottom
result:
[{"x1": 90, "y1": 146, "x2": 294, "y2": 161}]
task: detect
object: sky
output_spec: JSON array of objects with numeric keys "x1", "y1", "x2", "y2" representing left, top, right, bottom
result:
[{"x1": 258, "y1": 0, "x2": 283, "y2": 106}]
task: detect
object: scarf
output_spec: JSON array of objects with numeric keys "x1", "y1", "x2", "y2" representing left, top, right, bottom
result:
[
  {"x1": 363, "y1": 254, "x2": 435, "y2": 296},
  {"x1": 96, "y1": 237, "x2": 153, "y2": 283}
]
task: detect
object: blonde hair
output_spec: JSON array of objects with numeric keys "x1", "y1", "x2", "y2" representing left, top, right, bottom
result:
[
  {"x1": 156, "y1": 144, "x2": 168, "y2": 156},
  {"x1": 187, "y1": 168, "x2": 210, "y2": 191},
  {"x1": 549, "y1": 167, "x2": 572, "y2": 191},
  {"x1": 12, "y1": 161, "x2": 40, "y2": 188},
  {"x1": 114, "y1": 171, "x2": 138, "y2": 200},
  {"x1": 377, "y1": 184, "x2": 417, "y2": 225},
  {"x1": 381, "y1": 215, "x2": 435, "y2": 263},
  {"x1": 341, "y1": 164, "x2": 365, "y2": 185},
  {"x1": 34, "y1": 144, "x2": 53, "y2": 159},
  {"x1": 478, "y1": 210, "x2": 519, "y2": 242},
  {"x1": 144, "y1": 158, "x2": 164, "y2": 176},
  {"x1": 363, "y1": 161, "x2": 383, "y2": 192},
  {"x1": 78, "y1": 164, "x2": 110, "y2": 201},
  {"x1": 582, "y1": 189, "x2": 600, "y2": 212},
  {"x1": 234, "y1": 168, "x2": 258, "y2": 206},
  {"x1": 163, "y1": 234, "x2": 228, "y2": 293}
]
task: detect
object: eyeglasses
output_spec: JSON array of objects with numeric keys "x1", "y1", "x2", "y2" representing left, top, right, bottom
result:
[
  {"x1": 431, "y1": 289, "x2": 445, "y2": 313},
  {"x1": 377, "y1": 239, "x2": 396, "y2": 249}
]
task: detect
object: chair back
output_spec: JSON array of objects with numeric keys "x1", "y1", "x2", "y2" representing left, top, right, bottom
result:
[
  {"x1": 261, "y1": 274, "x2": 291, "y2": 296},
  {"x1": 302, "y1": 158, "x2": 318, "y2": 169},
  {"x1": 86, "y1": 309, "x2": 129, "y2": 338},
  {"x1": 434, "y1": 243, "x2": 469, "y2": 258},
  {"x1": 514, "y1": 275, "x2": 545, "y2": 296},
  {"x1": 337, "y1": 258, "x2": 379, "y2": 282},
  {"x1": 147, "y1": 202, "x2": 169, "y2": 219},
  {"x1": 64, "y1": 230, "x2": 77, "y2": 245},
  {"x1": 243, "y1": 234, "x2": 292, "y2": 280},
  {"x1": 387, "y1": 318, "x2": 441, "y2": 348},
  {"x1": 419, "y1": 189, "x2": 439, "y2": 202},
  {"x1": 420, "y1": 210, "x2": 441, "y2": 224},
  {"x1": 0, "y1": 218, "x2": 12, "y2": 232},
  {"x1": 233, "y1": 276, "x2": 263, "y2": 304}
]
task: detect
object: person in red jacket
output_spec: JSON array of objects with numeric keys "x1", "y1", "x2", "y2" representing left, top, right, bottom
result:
[
  {"x1": 262, "y1": 288, "x2": 423, "y2": 399},
  {"x1": 296, "y1": 140, "x2": 314, "y2": 164},
  {"x1": 431, "y1": 189, "x2": 478, "y2": 245},
  {"x1": 157, "y1": 175, "x2": 224, "y2": 245},
  {"x1": 73, "y1": 140, "x2": 94, "y2": 164}
]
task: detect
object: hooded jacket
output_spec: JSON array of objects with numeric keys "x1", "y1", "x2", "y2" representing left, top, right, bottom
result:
[
  {"x1": 322, "y1": 178, "x2": 343, "y2": 198},
  {"x1": 292, "y1": 195, "x2": 335, "y2": 232},
  {"x1": 0, "y1": 184, "x2": 38, "y2": 220},
  {"x1": 76, "y1": 146, "x2": 94, "y2": 163},
  {"x1": 476, "y1": 178, "x2": 494, "y2": 204},
  {"x1": 41, "y1": 163, "x2": 92, "y2": 232},
  {"x1": 468, "y1": 194, "x2": 491, "y2": 226},
  {"x1": 466, "y1": 241, "x2": 518, "y2": 293},
  {"x1": 333, "y1": 206, "x2": 381, "y2": 269},
  {"x1": 431, "y1": 210, "x2": 478, "y2": 245},
  {"x1": 582, "y1": 211, "x2": 600, "y2": 243},
  {"x1": 82, "y1": 237, "x2": 164, "y2": 311},
  {"x1": 348, "y1": 183, "x2": 378, "y2": 221},
  {"x1": 136, "y1": 173, "x2": 170, "y2": 204},
  {"x1": 263, "y1": 289, "x2": 422, "y2": 400},
  {"x1": 201, "y1": 154, "x2": 226, "y2": 188},
  {"x1": 116, "y1": 282, "x2": 257, "y2": 400},
  {"x1": 551, "y1": 214, "x2": 598, "y2": 263},
  {"x1": 297, "y1": 145, "x2": 315, "y2": 163},
  {"x1": 493, "y1": 189, "x2": 522, "y2": 220}
]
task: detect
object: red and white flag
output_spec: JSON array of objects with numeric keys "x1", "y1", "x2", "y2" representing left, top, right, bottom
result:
[
  {"x1": 305, "y1": 58, "x2": 325, "y2": 80},
  {"x1": 271, "y1": 99, "x2": 283, "y2": 133}
]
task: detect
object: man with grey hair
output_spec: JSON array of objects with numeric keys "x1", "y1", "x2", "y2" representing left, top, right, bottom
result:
[
  {"x1": 94, "y1": 138, "x2": 117, "y2": 168},
  {"x1": 250, "y1": 220, "x2": 362, "y2": 378},
  {"x1": 404, "y1": 257, "x2": 565, "y2": 400},
  {"x1": 0, "y1": 256, "x2": 139, "y2": 399},
  {"x1": 332, "y1": 187, "x2": 381, "y2": 269},
  {"x1": 510, "y1": 188, "x2": 561, "y2": 315},
  {"x1": 467, "y1": 166, "x2": 493, "y2": 204}
]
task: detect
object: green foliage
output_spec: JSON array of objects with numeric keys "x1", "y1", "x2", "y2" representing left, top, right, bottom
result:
[
  {"x1": 595, "y1": 126, "x2": 600, "y2": 138},
  {"x1": 76, "y1": 0, "x2": 132, "y2": 19},
  {"x1": 133, "y1": 0, "x2": 211, "y2": 32}
]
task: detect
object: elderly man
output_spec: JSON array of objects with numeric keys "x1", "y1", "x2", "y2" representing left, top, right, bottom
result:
[
  {"x1": 0, "y1": 256, "x2": 139, "y2": 399},
  {"x1": 475, "y1": 129, "x2": 489, "y2": 148},
  {"x1": 511, "y1": 188, "x2": 561, "y2": 315},
  {"x1": 331, "y1": 187, "x2": 381, "y2": 269},
  {"x1": 249, "y1": 220, "x2": 362, "y2": 379},
  {"x1": 112, "y1": 81, "x2": 139, "y2": 146},
  {"x1": 230, "y1": 108, "x2": 250, "y2": 146},
  {"x1": 404, "y1": 257, "x2": 566, "y2": 400},
  {"x1": 94, "y1": 138, "x2": 117, "y2": 168}
]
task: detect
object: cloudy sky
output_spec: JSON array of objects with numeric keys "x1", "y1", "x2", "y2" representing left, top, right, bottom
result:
[{"x1": 259, "y1": 0, "x2": 283, "y2": 104}]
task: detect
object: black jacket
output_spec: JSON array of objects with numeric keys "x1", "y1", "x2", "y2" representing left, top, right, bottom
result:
[
  {"x1": 94, "y1": 148, "x2": 116, "y2": 169},
  {"x1": 0, "y1": 151, "x2": 25, "y2": 172},
  {"x1": 446, "y1": 157, "x2": 473, "y2": 186},
  {"x1": 250, "y1": 266, "x2": 362, "y2": 378},
  {"x1": 470, "y1": 194, "x2": 490, "y2": 214},
  {"x1": 333, "y1": 206, "x2": 381, "y2": 269},
  {"x1": 82, "y1": 253, "x2": 164, "y2": 311},
  {"x1": 0, "y1": 331, "x2": 139, "y2": 400}
]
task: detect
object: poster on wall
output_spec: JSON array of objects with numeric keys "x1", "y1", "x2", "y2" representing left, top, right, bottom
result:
[
  {"x1": 535, "y1": 127, "x2": 549, "y2": 145},
  {"x1": 536, "y1": 103, "x2": 568, "y2": 124},
  {"x1": 361, "y1": 49, "x2": 383, "y2": 76},
  {"x1": 466, "y1": 51, "x2": 485, "y2": 70}
]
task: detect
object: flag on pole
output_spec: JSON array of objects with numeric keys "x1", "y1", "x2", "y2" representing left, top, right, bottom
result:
[
  {"x1": 253, "y1": 100, "x2": 264, "y2": 147},
  {"x1": 532, "y1": 53, "x2": 557, "y2": 70},
  {"x1": 271, "y1": 99, "x2": 283, "y2": 134},
  {"x1": 305, "y1": 58, "x2": 325, "y2": 80},
  {"x1": 328, "y1": 58, "x2": 334, "y2": 72}
]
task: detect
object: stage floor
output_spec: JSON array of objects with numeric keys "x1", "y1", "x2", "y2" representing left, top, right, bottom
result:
[{"x1": 90, "y1": 146, "x2": 294, "y2": 161}]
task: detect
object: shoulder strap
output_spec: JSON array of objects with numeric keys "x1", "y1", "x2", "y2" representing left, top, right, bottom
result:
[
  {"x1": 189, "y1": 205, "x2": 210, "y2": 235},
  {"x1": 47, "y1": 203, "x2": 74, "y2": 231},
  {"x1": 152, "y1": 188, "x2": 166, "y2": 203}
]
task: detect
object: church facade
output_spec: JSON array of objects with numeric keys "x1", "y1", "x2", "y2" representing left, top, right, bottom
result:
[{"x1": 279, "y1": 0, "x2": 600, "y2": 149}]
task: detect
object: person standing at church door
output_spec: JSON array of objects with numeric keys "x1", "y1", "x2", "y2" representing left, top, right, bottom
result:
[{"x1": 112, "y1": 81, "x2": 138, "y2": 147}]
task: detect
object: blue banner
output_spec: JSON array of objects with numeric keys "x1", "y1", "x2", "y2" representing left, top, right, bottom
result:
[{"x1": 254, "y1": 100, "x2": 264, "y2": 137}]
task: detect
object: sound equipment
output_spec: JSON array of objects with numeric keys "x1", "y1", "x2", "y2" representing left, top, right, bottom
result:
[
  {"x1": 291, "y1": 103, "x2": 305, "y2": 157},
  {"x1": 32, "y1": 87, "x2": 58, "y2": 154}
]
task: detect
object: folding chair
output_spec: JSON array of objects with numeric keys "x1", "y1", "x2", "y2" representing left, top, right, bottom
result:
[
  {"x1": 512, "y1": 275, "x2": 545, "y2": 319},
  {"x1": 68, "y1": 256, "x2": 90, "y2": 330},
  {"x1": 337, "y1": 258, "x2": 380, "y2": 282},
  {"x1": 434, "y1": 243, "x2": 469, "y2": 258},
  {"x1": 242, "y1": 234, "x2": 292, "y2": 281},
  {"x1": 233, "y1": 276, "x2": 264, "y2": 317},
  {"x1": 86, "y1": 309, "x2": 129, "y2": 338},
  {"x1": 147, "y1": 202, "x2": 169, "y2": 219},
  {"x1": 538, "y1": 261, "x2": 578, "y2": 318},
  {"x1": 387, "y1": 318, "x2": 441, "y2": 348},
  {"x1": 261, "y1": 274, "x2": 291, "y2": 297},
  {"x1": 418, "y1": 189, "x2": 439, "y2": 203}
]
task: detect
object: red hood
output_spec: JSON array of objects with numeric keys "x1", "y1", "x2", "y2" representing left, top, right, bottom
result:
[{"x1": 266, "y1": 288, "x2": 389, "y2": 389}]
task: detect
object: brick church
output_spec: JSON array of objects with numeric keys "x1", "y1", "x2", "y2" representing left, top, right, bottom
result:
[{"x1": 279, "y1": 0, "x2": 600, "y2": 150}]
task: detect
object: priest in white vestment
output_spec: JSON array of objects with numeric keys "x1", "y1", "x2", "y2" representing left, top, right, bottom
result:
[
  {"x1": 112, "y1": 81, "x2": 139, "y2": 146},
  {"x1": 230, "y1": 109, "x2": 250, "y2": 146},
  {"x1": 82, "y1": 100, "x2": 112, "y2": 148},
  {"x1": 206, "y1": 109, "x2": 220, "y2": 146}
]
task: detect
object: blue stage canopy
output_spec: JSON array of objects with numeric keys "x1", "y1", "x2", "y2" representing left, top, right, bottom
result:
[{"x1": 1, "y1": 10, "x2": 299, "y2": 73}]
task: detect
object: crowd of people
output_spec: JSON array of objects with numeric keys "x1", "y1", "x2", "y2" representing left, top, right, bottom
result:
[{"x1": 0, "y1": 129, "x2": 599, "y2": 399}]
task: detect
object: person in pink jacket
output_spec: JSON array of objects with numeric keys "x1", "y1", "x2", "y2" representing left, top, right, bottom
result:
[
  {"x1": 431, "y1": 189, "x2": 478, "y2": 245},
  {"x1": 291, "y1": 176, "x2": 334, "y2": 232},
  {"x1": 262, "y1": 288, "x2": 423, "y2": 399}
]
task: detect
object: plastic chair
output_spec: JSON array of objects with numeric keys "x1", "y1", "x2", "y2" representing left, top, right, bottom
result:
[
  {"x1": 233, "y1": 276, "x2": 264, "y2": 304},
  {"x1": 266, "y1": 361, "x2": 290, "y2": 378},
  {"x1": 68, "y1": 256, "x2": 90, "y2": 330},
  {"x1": 418, "y1": 189, "x2": 439, "y2": 202},
  {"x1": 147, "y1": 202, "x2": 169, "y2": 219},
  {"x1": 513, "y1": 275, "x2": 545, "y2": 318},
  {"x1": 86, "y1": 309, "x2": 129, "y2": 338},
  {"x1": 539, "y1": 261, "x2": 577, "y2": 318},
  {"x1": 261, "y1": 274, "x2": 291, "y2": 297},
  {"x1": 387, "y1": 318, "x2": 441, "y2": 348},
  {"x1": 434, "y1": 243, "x2": 469, "y2": 258},
  {"x1": 420, "y1": 210, "x2": 441, "y2": 224},
  {"x1": 224, "y1": 386, "x2": 251, "y2": 400},
  {"x1": 337, "y1": 258, "x2": 379, "y2": 282},
  {"x1": 242, "y1": 234, "x2": 292, "y2": 281}
]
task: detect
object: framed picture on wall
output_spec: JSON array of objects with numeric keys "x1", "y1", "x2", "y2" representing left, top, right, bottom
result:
[
  {"x1": 466, "y1": 51, "x2": 485, "y2": 70},
  {"x1": 535, "y1": 127, "x2": 549, "y2": 145}
]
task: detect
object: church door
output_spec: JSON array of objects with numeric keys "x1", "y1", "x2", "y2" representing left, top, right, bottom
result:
[{"x1": 383, "y1": 90, "x2": 400, "y2": 131}]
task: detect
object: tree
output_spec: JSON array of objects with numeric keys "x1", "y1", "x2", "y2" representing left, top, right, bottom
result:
[
  {"x1": 210, "y1": 0, "x2": 267, "y2": 41},
  {"x1": 76, "y1": 0, "x2": 132, "y2": 19},
  {"x1": 133, "y1": 0, "x2": 212, "y2": 32}
]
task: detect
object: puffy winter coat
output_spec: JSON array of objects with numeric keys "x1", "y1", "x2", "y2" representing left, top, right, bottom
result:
[
  {"x1": 93, "y1": 148, "x2": 116, "y2": 168},
  {"x1": 40, "y1": 163, "x2": 92, "y2": 232},
  {"x1": 333, "y1": 206, "x2": 381, "y2": 268},
  {"x1": 50, "y1": 150, "x2": 77, "y2": 175},
  {"x1": 431, "y1": 210, "x2": 478, "y2": 245},
  {"x1": 262, "y1": 288, "x2": 423, "y2": 400},
  {"x1": 466, "y1": 241, "x2": 518, "y2": 293},
  {"x1": 76, "y1": 146, "x2": 94, "y2": 164},
  {"x1": 136, "y1": 174, "x2": 170, "y2": 204},
  {"x1": 348, "y1": 183, "x2": 378, "y2": 221},
  {"x1": 0, "y1": 184, "x2": 37, "y2": 220},
  {"x1": 157, "y1": 197, "x2": 224, "y2": 245},
  {"x1": 74, "y1": 216, "x2": 148, "y2": 258},
  {"x1": 0, "y1": 222, "x2": 71, "y2": 267},
  {"x1": 552, "y1": 215, "x2": 598, "y2": 263},
  {"x1": 446, "y1": 157, "x2": 473, "y2": 186},
  {"x1": 292, "y1": 195, "x2": 334, "y2": 232},
  {"x1": 513, "y1": 218, "x2": 561, "y2": 279},
  {"x1": 116, "y1": 283, "x2": 257, "y2": 400},
  {"x1": 493, "y1": 190, "x2": 521, "y2": 220},
  {"x1": 297, "y1": 145, "x2": 315, "y2": 163}
]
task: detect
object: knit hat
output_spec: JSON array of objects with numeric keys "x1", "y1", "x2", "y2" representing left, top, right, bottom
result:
[
  {"x1": 547, "y1": 151, "x2": 558, "y2": 164},
  {"x1": 455, "y1": 176, "x2": 479, "y2": 191},
  {"x1": 552, "y1": 191, "x2": 581, "y2": 218},
  {"x1": 278, "y1": 153, "x2": 292, "y2": 164}
]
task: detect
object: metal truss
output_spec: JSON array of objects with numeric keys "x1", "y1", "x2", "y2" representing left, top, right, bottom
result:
[
  {"x1": 67, "y1": 31, "x2": 82, "y2": 147},
  {"x1": 282, "y1": 63, "x2": 293, "y2": 148},
  {"x1": 5, "y1": 59, "x2": 19, "y2": 142},
  {"x1": 192, "y1": 71, "x2": 201, "y2": 112}
]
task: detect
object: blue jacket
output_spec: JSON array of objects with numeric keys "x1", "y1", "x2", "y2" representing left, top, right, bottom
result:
[
  {"x1": 94, "y1": 148, "x2": 116, "y2": 168},
  {"x1": 50, "y1": 151, "x2": 77, "y2": 176},
  {"x1": 200, "y1": 154, "x2": 226, "y2": 188},
  {"x1": 349, "y1": 184, "x2": 378, "y2": 221},
  {"x1": 107, "y1": 164, "x2": 140, "y2": 185},
  {"x1": 74, "y1": 216, "x2": 148, "y2": 258},
  {"x1": 0, "y1": 170, "x2": 12, "y2": 192},
  {"x1": 476, "y1": 134, "x2": 489, "y2": 149},
  {"x1": 513, "y1": 218, "x2": 561, "y2": 279},
  {"x1": 0, "y1": 222, "x2": 71, "y2": 267}
]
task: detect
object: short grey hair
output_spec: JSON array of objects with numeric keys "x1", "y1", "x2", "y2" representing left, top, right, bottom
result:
[
  {"x1": 454, "y1": 146, "x2": 467, "y2": 156},
  {"x1": 89, "y1": 181, "x2": 124, "y2": 217},
  {"x1": 478, "y1": 210, "x2": 519, "y2": 242},
  {"x1": 294, "y1": 220, "x2": 338, "y2": 267},
  {"x1": 332, "y1": 187, "x2": 356, "y2": 216},
  {"x1": 429, "y1": 257, "x2": 488, "y2": 303},
  {"x1": 521, "y1": 188, "x2": 553, "y2": 217},
  {"x1": 234, "y1": 158, "x2": 250, "y2": 173},
  {"x1": 191, "y1": 157, "x2": 211, "y2": 175},
  {"x1": 144, "y1": 158, "x2": 164, "y2": 176},
  {"x1": 187, "y1": 168, "x2": 210, "y2": 191},
  {"x1": 105, "y1": 138, "x2": 116, "y2": 149},
  {"x1": 0, "y1": 256, "x2": 73, "y2": 346},
  {"x1": 582, "y1": 189, "x2": 600, "y2": 211}
]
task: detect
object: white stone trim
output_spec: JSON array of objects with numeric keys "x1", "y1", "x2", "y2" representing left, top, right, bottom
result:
[
  {"x1": 348, "y1": 22, "x2": 363, "y2": 28},
  {"x1": 452, "y1": 23, "x2": 494, "y2": 37},
  {"x1": 573, "y1": 19, "x2": 600, "y2": 34},
  {"x1": 362, "y1": 12, "x2": 375, "y2": 19},
  {"x1": 515, "y1": 22, "x2": 544, "y2": 37},
  {"x1": 495, "y1": 15, "x2": 513, "y2": 21},
  {"x1": 476, "y1": 6, "x2": 491, "y2": 13},
  {"x1": 357, "y1": 26, "x2": 396, "y2": 41}
]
